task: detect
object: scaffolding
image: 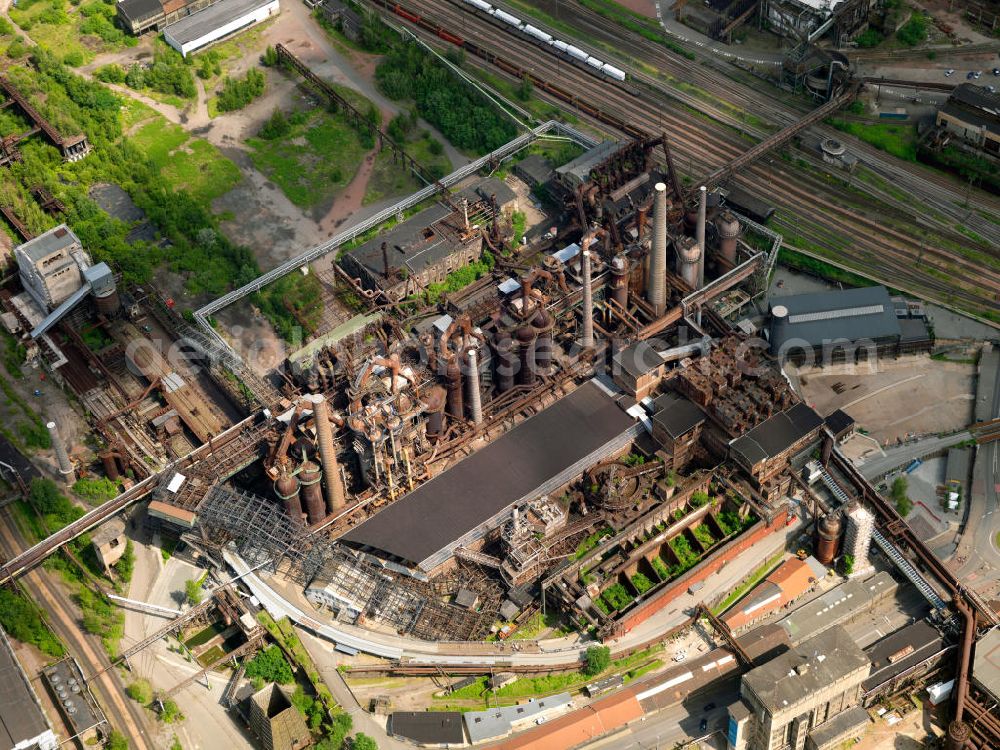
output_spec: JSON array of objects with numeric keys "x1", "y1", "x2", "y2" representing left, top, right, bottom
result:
[{"x1": 196, "y1": 484, "x2": 496, "y2": 640}]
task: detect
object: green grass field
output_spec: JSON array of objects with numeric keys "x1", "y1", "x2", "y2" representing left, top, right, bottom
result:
[
  {"x1": 10, "y1": 0, "x2": 136, "y2": 65},
  {"x1": 130, "y1": 116, "x2": 241, "y2": 202},
  {"x1": 827, "y1": 119, "x2": 918, "y2": 162},
  {"x1": 248, "y1": 108, "x2": 369, "y2": 209}
]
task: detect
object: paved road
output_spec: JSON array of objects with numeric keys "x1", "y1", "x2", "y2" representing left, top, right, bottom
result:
[
  {"x1": 952, "y1": 344, "x2": 1000, "y2": 596},
  {"x1": 224, "y1": 515, "x2": 806, "y2": 666},
  {"x1": 858, "y1": 432, "x2": 972, "y2": 481}
]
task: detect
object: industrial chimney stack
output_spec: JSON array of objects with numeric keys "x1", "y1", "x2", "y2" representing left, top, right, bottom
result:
[
  {"x1": 696, "y1": 185, "x2": 707, "y2": 289},
  {"x1": 646, "y1": 182, "x2": 667, "y2": 316},
  {"x1": 47, "y1": 421, "x2": 74, "y2": 484},
  {"x1": 581, "y1": 248, "x2": 594, "y2": 350}
]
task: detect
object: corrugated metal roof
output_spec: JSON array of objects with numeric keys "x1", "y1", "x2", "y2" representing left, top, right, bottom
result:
[
  {"x1": 163, "y1": 0, "x2": 276, "y2": 46},
  {"x1": 768, "y1": 286, "x2": 901, "y2": 352}
]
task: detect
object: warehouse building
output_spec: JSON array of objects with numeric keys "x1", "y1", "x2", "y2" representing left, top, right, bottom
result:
[
  {"x1": 116, "y1": 0, "x2": 218, "y2": 34},
  {"x1": 388, "y1": 711, "x2": 465, "y2": 746},
  {"x1": 163, "y1": 0, "x2": 280, "y2": 56},
  {"x1": 777, "y1": 572, "x2": 897, "y2": 645},
  {"x1": 339, "y1": 178, "x2": 516, "y2": 302},
  {"x1": 721, "y1": 556, "x2": 823, "y2": 633},
  {"x1": 936, "y1": 84, "x2": 1000, "y2": 158},
  {"x1": 15, "y1": 224, "x2": 89, "y2": 313},
  {"x1": 728, "y1": 626, "x2": 869, "y2": 750},
  {"x1": 862, "y1": 620, "x2": 951, "y2": 705},
  {"x1": 342, "y1": 380, "x2": 639, "y2": 574},
  {"x1": 972, "y1": 627, "x2": 1000, "y2": 702},
  {"x1": 0, "y1": 627, "x2": 58, "y2": 750},
  {"x1": 767, "y1": 286, "x2": 932, "y2": 364}
]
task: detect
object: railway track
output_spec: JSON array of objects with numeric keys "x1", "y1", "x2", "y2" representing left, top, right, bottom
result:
[
  {"x1": 0, "y1": 510, "x2": 153, "y2": 748},
  {"x1": 376, "y1": 0, "x2": 1000, "y2": 318},
  {"x1": 466, "y1": 0, "x2": 1000, "y2": 250}
]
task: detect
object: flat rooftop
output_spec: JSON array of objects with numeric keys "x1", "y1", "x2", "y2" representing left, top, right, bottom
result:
[
  {"x1": 973, "y1": 626, "x2": 1000, "y2": 700},
  {"x1": 778, "y1": 572, "x2": 897, "y2": 645},
  {"x1": 0, "y1": 628, "x2": 53, "y2": 750},
  {"x1": 863, "y1": 620, "x2": 946, "y2": 693},
  {"x1": 730, "y1": 401, "x2": 822, "y2": 467},
  {"x1": 769, "y1": 285, "x2": 901, "y2": 353},
  {"x1": 342, "y1": 380, "x2": 637, "y2": 570},
  {"x1": 163, "y1": 0, "x2": 274, "y2": 45},
  {"x1": 742, "y1": 625, "x2": 868, "y2": 712}
]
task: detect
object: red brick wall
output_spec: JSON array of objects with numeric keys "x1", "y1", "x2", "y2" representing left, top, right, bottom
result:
[{"x1": 612, "y1": 508, "x2": 789, "y2": 635}]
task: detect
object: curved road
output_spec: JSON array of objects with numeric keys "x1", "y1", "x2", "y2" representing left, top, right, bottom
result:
[{"x1": 952, "y1": 345, "x2": 1000, "y2": 596}]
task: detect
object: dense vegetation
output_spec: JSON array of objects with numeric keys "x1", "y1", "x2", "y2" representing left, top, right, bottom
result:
[
  {"x1": 0, "y1": 587, "x2": 65, "y2": 657},
  {"x1": 583, "y1": 645, "x2": 611, "y2": 676},
  {"x1": 891, "y1": 476, "x2": 913, "y2": 517},
  {"x1": 3, "y1": 50, "x2": 256, "y2": 297},
  {"x1": 216, "y1": 67, "x2": 266, "y2": 112},
  {"x1": 245, "y1": 644, "x2": 294, "y2": 686},
  {"x1": 123, "y1": 47, "x2": 198, "y2": 99},
  {"x1": 72, "y1": 477, "x2": 120, "y2": 503},
  {"x1": 254, "y1": 272, "x2": 325, "y2": 342},
  {"x1": 424, "y1": 251, "x2": 496, "y2": 303},
  {"x1": 376, "y1": 40, "x2": 517, "y2": 154}
]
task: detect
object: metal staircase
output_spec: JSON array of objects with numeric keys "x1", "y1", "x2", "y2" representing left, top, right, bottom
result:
[
  {"x1": 820, "y1": 467, "x2": 851, "y2": 505},
  {"x1": 872, "y1": 529, "x2": 947, "y2": 609}
]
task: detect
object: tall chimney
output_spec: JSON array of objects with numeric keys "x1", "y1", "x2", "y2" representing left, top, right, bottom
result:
[
  {"x1": 47, "y1": 421, "x2": 75, "y2": 484},
  {"x1": 647, "y1": 182, "x2": 667, "y2": 316},
  {"x1": 312, "y1": 394, "x2": 345, "y2": 513},
  {"x1": 462, "y1": 198, "x2": 470, "y2": 232},
  {"x1": 581, "y1": 248, "x2": 594, "y2": 349},
  {"x1": 466, "y1": 347, "x2": 483, "y2": 426},
  {"x1": 381, "y1": 241, "x2": 390, "y2": 279},
  {"x1": 696, "y1": 185, "x2": 707, "y2": 290}
]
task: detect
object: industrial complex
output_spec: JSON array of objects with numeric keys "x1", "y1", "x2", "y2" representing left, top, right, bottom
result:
[{"x1": 0, "y1": 0, "x2": 998, "y2": 748}]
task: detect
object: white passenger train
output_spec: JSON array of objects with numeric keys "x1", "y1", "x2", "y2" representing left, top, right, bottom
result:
[{"x1": 461, "y1": 0, "x2": 627, "y2": 82}]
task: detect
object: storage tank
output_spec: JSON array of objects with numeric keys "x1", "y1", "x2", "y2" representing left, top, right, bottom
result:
[
  {"x1": 424, "y1": 385, "x2": 447, "y2": 439},
  {"x1": 675, "y1": 236, "x2": 701, "y2": 290},
  {"x1": 299, "y1": 460, "x2": 325, "y2": 525},
  {"x1": 715, "y1": 211, "x2": 741, "y2": 266},
  {"x1": 445, "y1": 357, "x2": 463, "y2": 420},
  {"x1": 609, "y1": 253, "x2": 629, "y2": 311},
  {"x1": 532, "y1": 308, "x2": 554, "y2": 373},
  {"x1": 494, "y1": 336, "x2": 516, "y2": 394},
  {"x1": 274, "y1": 471, "x2": 303, "y2": 526},
  {"x1": 814, "y1": 512, "x2": 842, "y2": 566},
  {"x1": 516, "y1": 325, "x2": 537, "y2": 386}
]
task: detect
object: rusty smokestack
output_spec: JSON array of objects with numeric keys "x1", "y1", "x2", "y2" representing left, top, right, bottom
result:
[
  {"x1": 425, "y1": 385, "x2": 447, "y2": 439},
  {"x1": 494, "y1": 336, "x2": 515, "y2": 394},
  {"x1": 610, "y1": 253, "x2": 628, "y2": 311},
  {"x1": 696, "y1": 185, "x2": 707, "y2": 289},
  {"x1": 47, "y1": 421, "x2": 74, "y2": 484},
  {"x1": 466, "y1": 347, "x2": 482, "y2": 426},
  {"x1": 581, "y1": 248, "x2": 594, "y2": 349},
  {"x1": 381, "y1": 241, "x2": 390, "y2": 279},
  {"x1": 462, "y1": 198, "x2": 469, "y2": 232},
  {"x1": 312, "y1": 394, "x2": 345, "y2": 513},
  {"x1": 647, "y1": 182, "x2": 667, "y2": 316},
  {"x1": 274, "y1": 469, "x2": 303, "y2": 526},
  {"x1": 298, "y1": 460, "x2": 325, "y2": 525}
]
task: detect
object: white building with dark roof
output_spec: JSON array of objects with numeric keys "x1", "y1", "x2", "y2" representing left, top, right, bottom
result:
[
  {"x1": 163, "y1": 0, "x2": 279, "y2": 56},
  {"x1": 14, "y1": 224, "x2": 88, "y2": 312}
]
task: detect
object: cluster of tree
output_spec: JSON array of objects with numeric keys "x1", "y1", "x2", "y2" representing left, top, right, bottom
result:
[
  {"x1": 583, "y1": 645, "x2": 611, "y2": 676},
  {"x1": 895, "y1": 13, "x2": 927, "y2": 46},
  {"x1": 601, "y1": 582, "x2": 634, "y2": 612},
  {"x1": 216, "y1": 67, "x2": 266, "y2": 112},
  {"x1": 375, "y1": 41, "x2": 517, "y2": 154},
  {"x1": 195, "y1": 49, "x2": 223, "y2": 80},
  {"x1": 29, "y1": 478, "x2": 84, "y2": 530},
  {"x1": 184, "y1": 577, "x2": 203, "y2": 605},
  {"x1": 245, "y1": 644, "x2": 294, "y2": 686},
  {"x1": 891, "y1": 476, "x2": 913, "y2": 517},
  {"x1": 258, "y1": 108, "x2": 292, "y2": 140},
  {"x1": 631, "y1": 572, "x2": 654, "y2": 594},
  {"x1": 115, "y1": 539, "x2": 135, "y2": 584},
  {"x1": 423, "y1": 251, "x2": 495, "y2": 303},
  {"x1": 79, "y1": 0, "x2": 135, "y2": 48},
  {"x1": 123, "y1": 49, "x2": 197, "y2": 98}
]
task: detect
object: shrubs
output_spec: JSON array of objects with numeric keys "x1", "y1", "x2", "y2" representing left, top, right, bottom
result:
[
  {"x1": 216, "y1": 68, "x2": 266, "y2": 112},
  {"x1": 375, "y1": 40, "x2": 517, "y2": 154},
  {"x1": 126, "y1": 679, "x2": 153, "y2": 704},
  {"x1": 631, "y1": 572, "x2": 654, "y2": 594},
  {"x1": 115, "y1": 539, "x2": 135, "y2": 584},
  {"x1": 124, "y1": 50, "x2": 196, "y2": 98},
  {"x1": 896, "y1": 13, "x2": 927, "y2": 46},
  {"x1": 184, "y1": 578, "x2": 203, "y2": 605},
  {"x1": 651, "y1": 556, "x2": 670, "y2": 581},
  {"x1": 689, "y1": 490, "x2": 710, "y2": 508},
  {"x1": 72, "y1": 477, "x2": 120, "y2": 503},
  {"x1": 258, "y1": 108, "x2": 291, "y2": 140},
  {"x1": 601, "y1": 583, "x2": 634, "y2": 612}
]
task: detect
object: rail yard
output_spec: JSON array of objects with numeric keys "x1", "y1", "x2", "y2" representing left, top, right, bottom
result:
[{"x1": 0, "y1": 0, "x2": 998, "y2": 749}]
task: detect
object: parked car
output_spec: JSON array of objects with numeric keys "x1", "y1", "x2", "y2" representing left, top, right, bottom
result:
[
  {"x1": 992, "y1": 68, "x2": 1000, "y2": 76},
  {"x1": 945, "y1": 69, "x2": 955, "y2": 76},
  {"x1": 704, "y1": 702, "x2": 717, "y2": 712},
  {"x1": 974, "y1": 70, "x2": 983, "y2": 79},
  {"x1": 967, "y1": 71, "x2": 976, "y2": 79},
  {"x1": 699, "y1": 718, "x2": 709, "y2": 733}
]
